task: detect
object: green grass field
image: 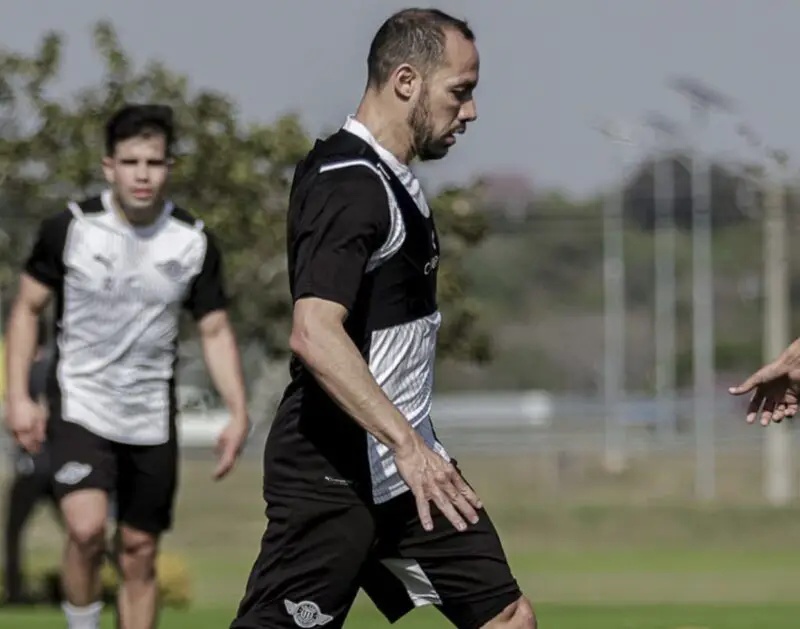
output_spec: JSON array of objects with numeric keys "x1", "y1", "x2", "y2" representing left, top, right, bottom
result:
[
  {"x1": 2, "y1": 450, "x2": 800, "y2": 628},
  {"x1": 5, "y1": 604, "x2": 800, "y2": 629}
]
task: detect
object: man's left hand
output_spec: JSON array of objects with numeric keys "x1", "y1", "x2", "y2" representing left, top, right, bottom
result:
[{"x1": 213, "y1": 416, "x2": 250, "y2": 480}]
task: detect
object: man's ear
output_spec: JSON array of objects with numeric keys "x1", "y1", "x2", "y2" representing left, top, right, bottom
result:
[
  {"x1": 390, "y1": 63, "x2": 421, "y2": 102},
  {"x1": 102, "y1": 156, "x2": 115, "y2": 185}
]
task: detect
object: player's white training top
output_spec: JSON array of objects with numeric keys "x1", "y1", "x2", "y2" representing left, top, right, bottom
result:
[{"x1": 24, "y1": 190, "x2": 228, "y2": 446}]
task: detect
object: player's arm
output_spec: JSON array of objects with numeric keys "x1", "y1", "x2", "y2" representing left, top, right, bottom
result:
[
  {"x1": 5, "y1": 213, "x2": 66, "y2": 406},
  {"x1": 291, "y1": 298, "x2": 416, "y2": 452},
  {"x1": 5, "y1": 276, "x2": 51, "y2": 405},
  {"x1": 185, "y1": 231, "x2": 248, "y2": 479},
  {"x1": 197, "y1": 311, "x2": 248, "y2": 423},
  {"x1": 185, "y1": 232, "x2": 248, "y2": 426},
  {"x1": 4, "y1": 213, "x2": 66, "y2": 451},
  {"x1": 289, "y1": 170, "x2": 416, "y2": 453}
]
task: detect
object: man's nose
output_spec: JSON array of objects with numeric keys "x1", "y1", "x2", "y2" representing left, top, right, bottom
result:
[
  {"x1": 460, "y1": 99, "x2": 478, "y2": 123},
  {"x1": 134, "y1": 162, "x2": 149, "y2": 180}
]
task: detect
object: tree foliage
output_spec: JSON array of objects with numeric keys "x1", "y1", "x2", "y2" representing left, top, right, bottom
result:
[{"x1": 0, "y1": 21, "x2": 491, "y2": 363}]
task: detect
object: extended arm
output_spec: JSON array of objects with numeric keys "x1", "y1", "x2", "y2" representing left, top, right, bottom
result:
[{"x1": 185, "y1": 230, "x2": 248, "y2": 478}]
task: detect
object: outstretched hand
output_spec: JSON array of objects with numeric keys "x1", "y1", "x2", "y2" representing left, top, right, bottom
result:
[{"x1": 729, "y1": 339, "x2": 800, "y2": 425}]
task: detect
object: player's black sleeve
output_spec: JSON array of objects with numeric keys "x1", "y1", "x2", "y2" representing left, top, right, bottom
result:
[
  {"x1": 292, "y1": 168, "x2": 391, "y2": 312},
  {"x1": 184, "y1": 231, "x2": 229, "y2": 321},
  {"x1": 23, "y1": 211, "x2": 72, "y2": 289}
]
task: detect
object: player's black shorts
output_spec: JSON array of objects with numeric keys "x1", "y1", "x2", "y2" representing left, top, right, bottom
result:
[
  {"x1": 231, "y1": 489, "x2": 522, "y2": 629},
  {"x1": 47, "y1": 414, "x2": 178, "y2": 536}
]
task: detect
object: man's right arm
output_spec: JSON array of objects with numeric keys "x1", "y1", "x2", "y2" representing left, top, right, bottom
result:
[
  {"x1": 290, "y1": 297, "x2": 417, "y2": 454},
  {"x1": 5, "y1": 212, "x2": 67, "y2": 406},
  {"x1": 289, "y1": 168, "x2": 416, "y2": 452},
  {"x1": 5, "y1": 277, "x2": 52, "y2": 405}
]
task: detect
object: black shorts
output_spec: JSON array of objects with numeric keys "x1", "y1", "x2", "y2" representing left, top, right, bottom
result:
[
  {"x1": 231, "y1": 491, "x2": 521, "y2": 629},
  {"x1": 47, "y1": 415, "x2": 178, "y2": 536}
]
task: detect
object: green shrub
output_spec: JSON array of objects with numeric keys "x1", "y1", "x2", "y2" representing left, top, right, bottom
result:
[{"x1": 1, "y1": 552, "x2": 191, "y2": 608}]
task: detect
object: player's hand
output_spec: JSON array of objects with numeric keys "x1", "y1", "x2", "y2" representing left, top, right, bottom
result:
[
  {"x1": 212, "y1": 415, "x2": 250, "y2": 480},
  {"x1": 394, "y1": 432, "x2": 482, "y2": 533},
  {"x1": 5, "y1": 397, "x2": 47, "y2": 454},
  {"x1": 729, "y1": 338, "x2": 800, "y2": 425}
]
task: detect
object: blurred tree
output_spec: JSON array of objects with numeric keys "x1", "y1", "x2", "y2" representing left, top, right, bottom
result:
[
  {"x1": 0, "y1": 21, "x2": 493, "y2": 408},
  {"x1": 430, "y1": 184, "x2": 491, "y2": 363},
  {"x1": 0, "y1": 22, "x2": 310, "y2": 355},
  {"x1": 624, "y1": 153, "x2": 761, "y2": 230}
]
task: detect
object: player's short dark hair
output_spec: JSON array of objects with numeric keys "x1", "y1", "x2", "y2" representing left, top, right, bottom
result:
[
  {"x1": 367, "y1": 8, "x2": 475, "y2": 88},
  {"x1": 105, "y1": 104, "x2": 175, "y2": 157}
]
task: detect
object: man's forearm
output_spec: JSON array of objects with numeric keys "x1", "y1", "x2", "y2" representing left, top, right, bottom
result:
[
  {"x1": 291, "y1": 323, "x2": 417, "y2": 454},
  {"x1": 5, "y1": 303, "x2": 39, "y2": 403},
  {"x1": 201, "y1": 326, "x2": 248, "y2": 421}
]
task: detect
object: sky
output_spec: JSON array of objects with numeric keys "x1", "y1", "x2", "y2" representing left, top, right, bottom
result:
[{"x1": 3, "y1": 0, "x2": 800, "y2": 199}]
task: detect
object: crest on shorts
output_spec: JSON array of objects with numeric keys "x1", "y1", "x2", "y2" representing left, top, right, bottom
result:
[
  {"x1": 54, "y1": 462, "x2": 92, "y2": 485},
  {"x1": 283, "y1": 599, "x2": 333, "y2": 628}
]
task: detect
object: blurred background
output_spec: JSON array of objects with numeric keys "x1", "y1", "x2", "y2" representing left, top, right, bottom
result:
[{"x1": 2, "y1": 1, "x2": 800, "y2": 627}]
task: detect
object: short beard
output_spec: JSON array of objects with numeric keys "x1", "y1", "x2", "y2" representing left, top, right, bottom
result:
[{"x1": 408, "y1": 88, "x2": 444, "y2": 162}]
